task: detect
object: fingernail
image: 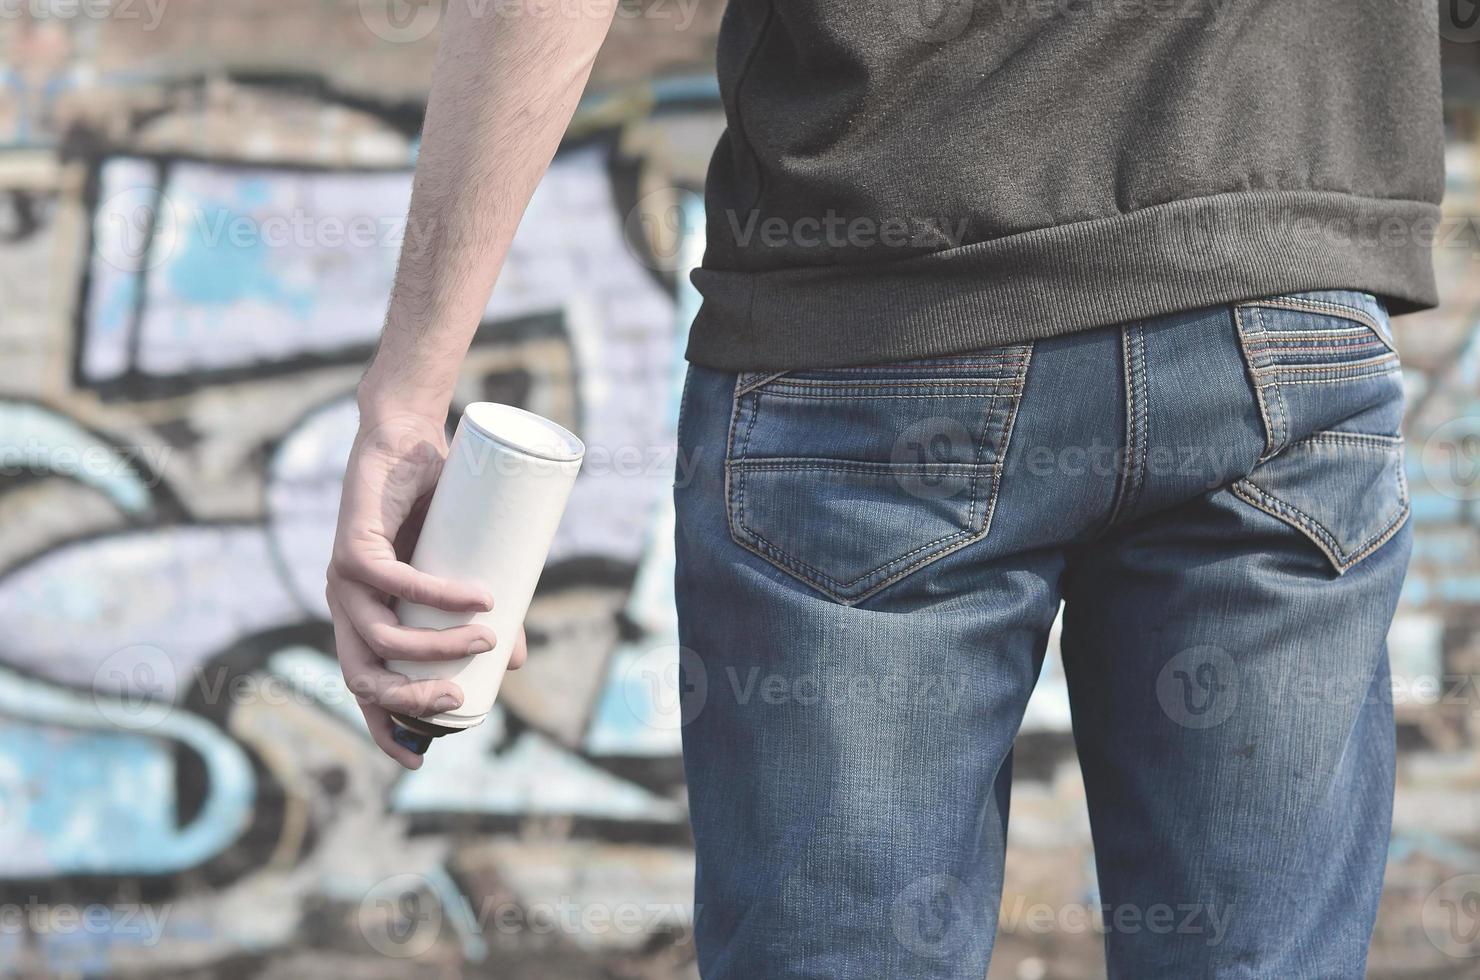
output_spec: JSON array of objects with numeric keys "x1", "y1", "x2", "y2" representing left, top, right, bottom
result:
[
  {"x1": 434, "y1": 694, "x2": 460, "y2": 710},
  {"x1": 469, "y1": 638, "x2": 494, "y2": 654},
  {"x1": 480, "y1": 594, "x2": 495, "y2": 611}
]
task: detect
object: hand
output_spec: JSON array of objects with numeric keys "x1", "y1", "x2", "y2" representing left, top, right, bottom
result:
[{"x1": 327, "y1": 405, "x2": 529, "y2": 769}]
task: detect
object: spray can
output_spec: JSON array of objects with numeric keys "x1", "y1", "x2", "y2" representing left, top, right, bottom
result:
[{"x1": 387, "y1": 402, "x2": 583, "y2": 753}]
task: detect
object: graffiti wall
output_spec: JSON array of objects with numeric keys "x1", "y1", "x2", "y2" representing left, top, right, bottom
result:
[{"x1": 0, "y1": 5, "x2": 1477, "y2": 978}]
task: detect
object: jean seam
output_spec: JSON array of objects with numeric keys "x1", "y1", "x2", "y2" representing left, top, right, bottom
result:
[
  {"x1": 1297, "y1": 431, "x2": 1403, "y2": 449},
  {"x1": 1239, "y1": 295, "x2": 1396, "y2": 355},
  {"x1": 735, "y1": 371, "x2": 788, "y2": 397},
  {"x1": 1106, "y1": 323, "x2": 1136, "y2": 526},
  {"x1": 732, "y1": 459, "x2": 992, "y2": 473},
  {"x1": 1232, "y1": 304, "x2": 1279, "y2": 463},
  {"x1": 732, "y1": 454, "x2": 980, "y2": 590},
  {"x1": 766, "y1": 378, "x2": 1027, "y2": 386},
  {"x1": 757, "y1": 381, "x2": 1024, "y2": 393},
  {"x1": 968, "y1": 387, "x2": 1001, "y2": 529},
  {"x1": 722, "y1": 374, "x2": 747, "y2": 584},
  {"x1": 1245, "y1": 326, "x2": 1373, "y2": 339},
  {"x1": 1254, "y1": 368, "x2": 1402, "y2": 388},
  {"x1": 856, "y1": 342, "x2": 1034, "y2": 601},
  {"x1": 1233, "y1": 294, "x2": 1404, "y2": 465},
  {"x1": 1232, "y1": 431, "x2": 1409, "y2": 570},
  {"x1": 1256, "y1": 307, "x2": 1292, "y2": 456},
  {"x1": 674, "y1": 366, "x2": 695, "y2": 468},
  {"x1": 733, "y1": 520, "x2": 975, "y2": 596},
  {"x1": 1231, "y1": 478, "x2": 1410, "y2": 573},
  {"x1": 1247, "y1": 352, "x2": 1399, "y2": 376},
  {"x1": 832, "y1": 342, "x2": 1033, "y2": 604},
  {"x1": 751, "y1": 390, "x2": 1023, "y2": 400},
  {"x1": 1130, "y1": 324, "x2": 1149, "y2": 517},
  {"x1": 779, "y1": 350, "x2": 1032, "y2": 375},
  {"x1": 733, "y1": 382, "x2": 762, "y2": 566},
  {"x1": 1247, "y1": 343, "x2": 1390, "y2": 358},
  {"x1": 725, "y1": 370, "x2": 974, "y2": 599},
  {"x1": 1106, "y1": 323, "x2": 1148, "y2": 526},
  {"x1": 722, "y1": 345, "x2": 1033, "y2": 604}
]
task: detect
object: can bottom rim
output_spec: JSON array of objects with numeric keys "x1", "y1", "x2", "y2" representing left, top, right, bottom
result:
[{"x1": 389, "y1": 712, "x2": 465, "y2": 754}]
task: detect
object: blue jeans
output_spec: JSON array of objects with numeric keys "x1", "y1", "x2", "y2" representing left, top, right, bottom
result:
[{"x1": 673, "y1": 290, "x2": 1410, "y2": 978}]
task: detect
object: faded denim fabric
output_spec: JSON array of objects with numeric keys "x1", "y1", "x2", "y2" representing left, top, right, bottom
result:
[{"x1": 673, "y1": 290, "x2": 1409, "y2": 979}]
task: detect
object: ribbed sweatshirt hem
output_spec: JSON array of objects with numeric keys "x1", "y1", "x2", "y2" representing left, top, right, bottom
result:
[{"x1": 685, "y1": 191, "x2": 1440, "y2": 370}]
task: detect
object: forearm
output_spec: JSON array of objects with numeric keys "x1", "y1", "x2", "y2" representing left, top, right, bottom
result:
[{"x1": 360, "y1": 0, "x2": 618, "y2": 417}]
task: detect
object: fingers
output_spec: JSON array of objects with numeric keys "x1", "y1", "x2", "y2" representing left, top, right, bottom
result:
[
  {"x1": 507, "y1": 626, "x2": 528, "y2": 671},
  {"x1": 357, "y1": 700, "x2": 425, "y2": 770},
  {"x1": 337, "y1": 553, "x2": 493, "y2": 613},
  {"x1": 339, "y1": 582, "x2": 497, "y2": 662},
  {"x1": 331, "y1": 595, "x2": 465, "y2": 718}
]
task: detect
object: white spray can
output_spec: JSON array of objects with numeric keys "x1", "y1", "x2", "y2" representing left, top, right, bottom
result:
[{"x1": 387, "y1": 402, "x2": 583, "y2": 753}]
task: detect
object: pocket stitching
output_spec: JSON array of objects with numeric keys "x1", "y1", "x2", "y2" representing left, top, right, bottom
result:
[
  {"x1": 730, "y1": 460, "x2": 992, "y2": 594},
  {"x1": 1297, "y1": 431, "x2": 1402, "y2": 449},
  {"x1": 1244, "y1": 353, "x2": 1399, "y2": 377},
  {"x1": 967, "y1": 384, "x2": 1006, "y2": 528},
  {"x1": 732, "y1": 459, "x2": 990, "y2": 474},
  {"x1": 735, "y1": 370, "x2": 788, "y2": 397},
  {"x1": 1256, "y1": 307, "x2": 1292, "y2": 456},
  {"x1": 766, "y1": 349, "x2": 1032, "y2": 378},
  {"x1": 674, "y1": 365, "x2": 695, "y2": 465},
  {"x1": 1233, "y1": 304, "x2": 1279, "y2": 462},
  {"x1": 792, "y1": 352, "x2": 1031, "y2": 368},
  {"x1": 749, "y1": 374, "x2": 1030, "y2": 399},
  {"x1": 1257, "y1": 368, "x2": 1402, "y2": 387},
  {"x1": 724, "y1": 348, "x2": 1033, "y2": 604},
  {"x1": 1231, "y1": 435, "x2": 1410, "y2": 572},
  {"x1": 735, "y1": 510, "x2": 976, "y2": 595},
  {"x1": 1231, "y1": 479, "x2": 1409, "y2": 573},
  {"x1": 731, "y1": 381, "x2": 763, "y2": 574},
  {"x1": 1238, "y1": 296, "x2": 1396, "y2": 355}
]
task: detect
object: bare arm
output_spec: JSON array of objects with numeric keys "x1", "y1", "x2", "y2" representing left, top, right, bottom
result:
[
  {"x1": 329, "y1": 0, "x2": 618, "y2": 768},
  {"x1": 363, "y1": 0, "x2": 618, "y2": 416}
]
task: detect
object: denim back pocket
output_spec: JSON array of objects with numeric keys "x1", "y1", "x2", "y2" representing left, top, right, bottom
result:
[
  {"x1": 1233, "y1": 290, "x2": 1402, "y2": 458},
  {"x1": 725, "y1": 347, "x2": 1032, "y2": 604},
  {"x1": 1231, "y1": 290, "x2": 1408, "y2": 573}
]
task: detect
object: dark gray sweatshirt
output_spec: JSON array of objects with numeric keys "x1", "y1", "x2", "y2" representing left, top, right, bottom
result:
[{"x1": 687, "y1": 0, "x2": 1444, "y2": 369}]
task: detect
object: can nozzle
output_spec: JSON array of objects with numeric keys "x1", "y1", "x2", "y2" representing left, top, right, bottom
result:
[
  {"x1": 388, "y1": 713, "x2": 463, "y2": 755},
  {"x1": 390, "y1": 721, "x2": 435, "y2": 754}
]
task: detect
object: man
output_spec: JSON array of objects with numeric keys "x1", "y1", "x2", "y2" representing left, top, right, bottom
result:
[{"x1": 329, "y1": 1, "x2": 1443, "y2": 976}]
